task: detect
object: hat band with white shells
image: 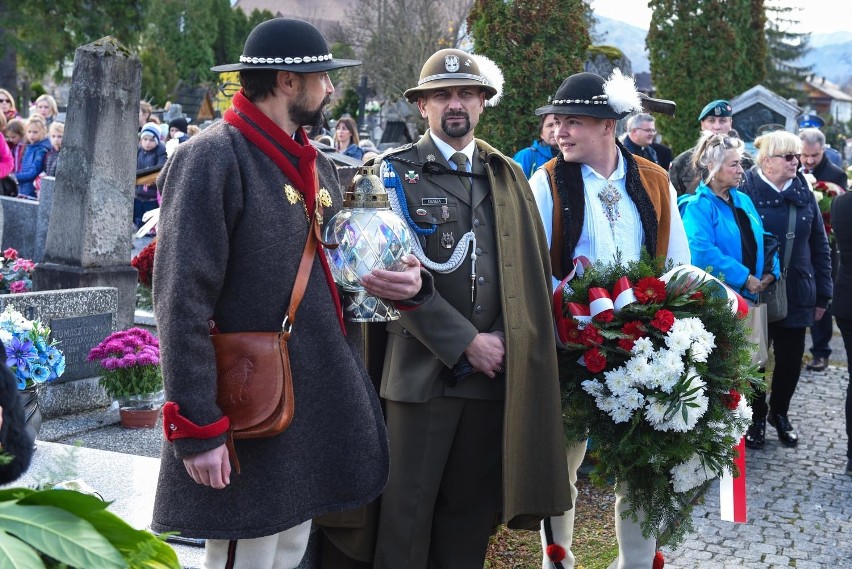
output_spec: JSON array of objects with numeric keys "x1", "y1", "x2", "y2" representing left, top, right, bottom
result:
[{"x1": 238, "y1": 53, "x2": 333, "y2": 65}]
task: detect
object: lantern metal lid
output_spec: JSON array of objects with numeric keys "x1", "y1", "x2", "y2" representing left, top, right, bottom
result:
[{"x1": 343, "y1": 165, "x2": 389, "y2": 209}]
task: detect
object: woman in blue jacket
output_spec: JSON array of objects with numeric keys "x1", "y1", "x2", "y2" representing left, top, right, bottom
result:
[
  {"x1": 16, "y1": 116, "x2": 52, "y2": 199},
  {"x1": 680, "y1": 133, "x2": 780, "y2": 303},
  {"x1": 741, "y1": 130, "x2": 832, "y2": 449}
]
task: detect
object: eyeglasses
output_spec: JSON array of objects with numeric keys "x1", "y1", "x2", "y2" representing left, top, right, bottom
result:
[
  {"x1": 0, "y1": 99, "x2": 9, "y2": 103},
  {"x1": 636, "y1": 128, "x2": 657, "y2": 134},
  {"x1": 710, "y1": 135, "x2": 735, "y2": 149},
  {"x1": 771, "y1": 153, "x2": 800, "y2": 162}
]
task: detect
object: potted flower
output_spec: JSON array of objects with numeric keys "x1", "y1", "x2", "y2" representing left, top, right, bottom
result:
[
  {"x1": 0, "y1": 306, "x2": 65, "y2": 441},
  {"x1": 0, "y1": 248, "x2": 36, "y2": 294},
  {"x1": 87, "y1": 327, "x2": 163, "y2": 428}
]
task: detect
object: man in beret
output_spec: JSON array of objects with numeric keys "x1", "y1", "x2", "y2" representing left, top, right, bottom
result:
[
  {"x1": 372, "y1": 48, "x2": 570, "y2": 568},
  {"x1": 670, "y1": 99, "x2": 753, "y2": 195},
  {"x1": 150, "y1": 18, "x2": 425, "y2": 568},
  {"x1": 528, "y1": 70, "x2": 690, "y2": 569}
]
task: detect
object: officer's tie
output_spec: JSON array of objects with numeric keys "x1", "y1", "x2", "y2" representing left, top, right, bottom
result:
[{"x1": 449, "y1": 152, "x2": 471, "y2": 191}]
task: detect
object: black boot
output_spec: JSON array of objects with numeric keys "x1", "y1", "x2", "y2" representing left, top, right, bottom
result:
[
  {"x1": 768, "y1": 413, "x2": 799, "y2": 447},
  {"x1": 745, "y1": 420, "x2": 765, "y2": 449}
]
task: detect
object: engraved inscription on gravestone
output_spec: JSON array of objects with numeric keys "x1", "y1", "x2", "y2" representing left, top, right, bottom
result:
[{"x1": 49, "y1": 313, "x2": 112, "y2": 381}]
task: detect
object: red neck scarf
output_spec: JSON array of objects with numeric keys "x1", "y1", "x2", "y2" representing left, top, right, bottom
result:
[{"x1": 224, "y1": 91, "x2": 344, "y2": 333}]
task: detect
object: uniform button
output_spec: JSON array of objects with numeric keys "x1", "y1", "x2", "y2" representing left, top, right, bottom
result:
[
  {"x1": 402, "y1": 328, "x2": 410, "y2": 337},
  {"x1": 475, "y1": 247, "x2": 483, "y2": 255},
  {"x1": 477, "y1": 276, "x2": 486, "y2": 285},
  {"x1": 475, "y1": 305, "x2": 483, "y2": 314},
  {"x1": 473, "y1": 218, "x2": 481, "y2": 227}
]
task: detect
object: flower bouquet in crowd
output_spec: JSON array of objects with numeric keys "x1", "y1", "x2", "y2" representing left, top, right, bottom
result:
[
  {"x1": 88, "y1": 328, "x2": 163, "y2": 404},
  {"x1": 555, "y1": 254, "x2": 761, "y2": 545},
  {"x1": 811, "y1": 180, "x2": 846, "y2": 244},
  {"x1": 0, "y1": 306, "x2": 65, "y2": 389},
  {"x1": 0, "y1": 248, "x2": 35, "y2": 295},
  {"x1": 131, "y1": 240, "x2": 156, "y2": 309}
]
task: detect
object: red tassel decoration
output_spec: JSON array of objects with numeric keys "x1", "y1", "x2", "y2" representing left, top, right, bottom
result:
[{"x1": 546, "y1": 544, "x2": 566, "y2": 562}]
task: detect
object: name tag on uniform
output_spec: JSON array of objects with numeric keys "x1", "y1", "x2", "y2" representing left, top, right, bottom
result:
[{"x1": 422, "y1": 197, "x2": 448, "y2": 205}]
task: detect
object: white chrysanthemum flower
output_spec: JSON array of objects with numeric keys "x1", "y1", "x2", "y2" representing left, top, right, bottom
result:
[
  {"x1": 633, "y1": 336, "x2": 654, "y2": 356},
  {"x1": 599, "y1": 396, "x2": 619, "y2": 414},
  {"x1": 665, "y1": 326, "x2": 692, "y2": 355},
  {"x1": 581, "y1": 379, "x2": 605, "y2": 398},
  {"x1": 0, "y1": 329, "x2": 11, "y2": 344},
  {"x1": 670, "y1": 453, "x2": 716, "y2": 493},
  {"x1": 610, "y1": 404, "x2": 635, "y2": 424},
  {"x1": 736, "y1": 399, "x2": 753, "y2": 424},
  {"x1": 644, "y1": 398, "x2": 670, "y2": 429},
  {"x1": 605, "y1": 366, "x2": 634, "y2": 395},
  {"x1": 625, "y1": 355, "x2": 653, "y2": 383}
]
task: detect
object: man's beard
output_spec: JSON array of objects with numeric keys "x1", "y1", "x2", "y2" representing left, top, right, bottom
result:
[
  {"x1": 441, "y1": 111, "x2": 472, "y2": 139},
  {"x1": 290, "y1": 92, "x2": 332, "y2": 129}
]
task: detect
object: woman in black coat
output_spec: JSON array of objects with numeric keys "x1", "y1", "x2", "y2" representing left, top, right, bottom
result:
[
  {"x1": 741, "y1": 129, "x2": 832, "y2": 449},
  {"x1": 829, "y1": 191, "x2": 852, "y2": 475}
]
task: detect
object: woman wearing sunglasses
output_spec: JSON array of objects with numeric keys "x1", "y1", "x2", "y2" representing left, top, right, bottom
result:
[
  {"x1": 0, "y1": 89, "x2": 19, "y2": 122},
  {"x1": 740, "y1": 129, "x2": 832, "y2": 449}
]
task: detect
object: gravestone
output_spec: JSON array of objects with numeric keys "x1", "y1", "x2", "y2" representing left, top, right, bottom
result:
[
  {"x1": 0, "y1": 287, "x2": 117, "y2": 417},
  {"x1": 33, "y1": 37, "x2": 140, "y2": 330},
  {"x1": 731, "y1": 85, "x2": 802, "y2": 144},
  {"x1": 0, "y1": 177, "x2": 55, "y2": 262}
]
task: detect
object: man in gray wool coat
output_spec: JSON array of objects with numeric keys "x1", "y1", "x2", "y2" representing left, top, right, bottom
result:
[{"x1": 150, "y1": 18, "x2": 426, "y2": 569}]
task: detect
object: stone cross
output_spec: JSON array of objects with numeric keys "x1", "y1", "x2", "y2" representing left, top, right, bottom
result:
[{"x1": 33, "y1": 36, "x2": 141, "y2": 330}]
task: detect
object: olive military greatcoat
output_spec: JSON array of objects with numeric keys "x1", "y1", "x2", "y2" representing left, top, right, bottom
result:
[{"x1": 380, "y1": 131, "x2": 572, "y2": 529}]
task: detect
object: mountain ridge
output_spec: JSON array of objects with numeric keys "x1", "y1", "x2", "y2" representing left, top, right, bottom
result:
[{"x1": 593, "y1": 15, "x2": 852, "y2": 87}]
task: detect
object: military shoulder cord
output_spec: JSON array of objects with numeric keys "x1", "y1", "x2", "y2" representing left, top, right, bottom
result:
[{"x1": 383, "y1": 159, "x2": 477, "y2": 276}]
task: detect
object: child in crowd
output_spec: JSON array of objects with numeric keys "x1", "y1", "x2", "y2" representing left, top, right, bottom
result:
[
  {"x1": 4, "y1": 118, "x2": 26, "y2": 174},
  {"x1": 43, "y1": 121, "x2": 64, "y2": 177},
  {"x1": 135, "y1": 121, "x2": 167, "y2": 229},
  {"x1": 16, "y1": 116, "x2": 51, "y2": 199}
]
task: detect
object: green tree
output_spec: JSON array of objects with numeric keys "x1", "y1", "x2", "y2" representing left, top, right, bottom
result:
[
  {"x1": 0, "y1": 0, "x2": 147, "y2": 103},
  {"x1": 647, "y1": 0, "x2": 767, "y2": 154},
  {"x1": 763, "y1": 4, "x2": 812, "y2": 101},
  {"x1": 469, "y1": 0, "x2": 592, "y2": 155},
  {"x1": 345, "y1": 0, "x2": 472, "y2": 102}
]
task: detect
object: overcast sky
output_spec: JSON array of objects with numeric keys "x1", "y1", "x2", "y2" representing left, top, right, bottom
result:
[{"x1": 590, "y1": 0, "x2": 850, "y2": 35}]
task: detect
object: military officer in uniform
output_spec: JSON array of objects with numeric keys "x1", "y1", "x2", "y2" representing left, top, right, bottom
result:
[{"x1": 371, "y1": 48, "x2": 571, "y2": 568}]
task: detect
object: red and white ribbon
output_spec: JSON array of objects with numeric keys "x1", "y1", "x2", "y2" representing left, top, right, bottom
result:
[
  {"x1": 720, "y1": 437, "x2": 747, "y2": 523},
  {"x1": 612, "y1": 276, "x2": 637, "y2": 311},
  {"x1": 660, "y1": 264, "x2": 749, "y2": 318},
  {"x1": 588, "y1": 287, "x2": 614, "y2": 319}
]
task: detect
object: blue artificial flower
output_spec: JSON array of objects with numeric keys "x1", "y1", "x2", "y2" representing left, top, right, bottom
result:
[
  {"x1": 49, "y1": 350, "x2": 66, "y2": 379},
  {"x1": 30, "y1": 364, "x2": 51, "y2": 384},
  {"x1": 6, "y1": 335, "x2": 37, "y2": 369}
]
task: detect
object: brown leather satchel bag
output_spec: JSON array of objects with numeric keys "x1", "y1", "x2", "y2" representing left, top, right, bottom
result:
[{"x1": 212, "y1": 214, "x2": 321, "y2": 473}]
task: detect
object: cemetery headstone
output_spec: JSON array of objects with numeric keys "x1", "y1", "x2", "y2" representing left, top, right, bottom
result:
[{"x1": 33, "y1": 37, "x2": 140, "y2": 330}]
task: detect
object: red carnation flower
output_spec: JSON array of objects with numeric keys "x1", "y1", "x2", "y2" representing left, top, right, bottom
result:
[
  {"x1": 618, "y1": 320, "x2": 647, "y2": 351},
  {"x1": 723, "y1": 389, "x2": 741, "y2": 410},
  {"x1": 634, "y1": 277, "x2": 667, "y2": 304},
  {"x1": 594, "y1": 309, "x2": 614, "y2": 323},
  {"x1": 689, "y1": 291, "x2": 704, "y2": 302},
  {"x1": 653, "y1": 550, "x2": 665, "y2": 569},
  {"x1": 584, "y1": 347, "x2": 607, "y2": 373},
  {"x1": 650, "y1": 309, "x2": 675, "y2": 333},
  {"x1": 580, "y1": 324, "x2": 604, "y2": 347},
  {"x1": 546, "y1": 544, "x2": 566, "y2": 562}
]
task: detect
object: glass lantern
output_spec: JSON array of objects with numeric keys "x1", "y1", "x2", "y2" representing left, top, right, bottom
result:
[{"x1": 323, "y1": 165, "x2": 413, "y2": 321}]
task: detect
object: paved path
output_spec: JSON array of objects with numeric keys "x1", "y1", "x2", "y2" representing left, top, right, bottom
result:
[{"x1": 661, "y1": 336, "x2": 852, "y2": 568}]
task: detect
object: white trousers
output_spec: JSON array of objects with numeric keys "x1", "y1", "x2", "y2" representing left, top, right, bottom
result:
[
  {"x1": 203, "y1": 520, "x2": 312, "y2": 569},
  {"x1": 540, "y1": 440, "x2": 656, "y2": 569}
]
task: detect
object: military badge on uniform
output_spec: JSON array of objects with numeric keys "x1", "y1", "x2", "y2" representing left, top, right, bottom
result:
[
  {"x1": 441, "y1": 205, "x2": 450, "y2": 221},
  {"x1": 284, "y1": 184, "x2": 300, "y2": 205},
  {"x1": 405, "y1": 171, "x2": 420, "y2": 184},
  {"x1": 441, "y1": 232, "x2": 455, "y2": 249},
  {"x1": 415, "y1": 208, "x2": 428, "y2": 216},
  {"x1": 318, "y1": 187, "x2": 332, "y2": 208},
  {"x1": 426, "y1": 154, "x2": 436, "y2": 162},
  {"x1": 445, "y1": 55, "x2": 459, "y2": 73}
]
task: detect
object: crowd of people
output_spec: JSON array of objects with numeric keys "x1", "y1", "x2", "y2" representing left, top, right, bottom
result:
[
  {"x1": 2, "y1": 15, "x2": 851, "y2": 569},
  {"x1": 0, "y1": 91, "x2": 64, "y2": 200}
]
